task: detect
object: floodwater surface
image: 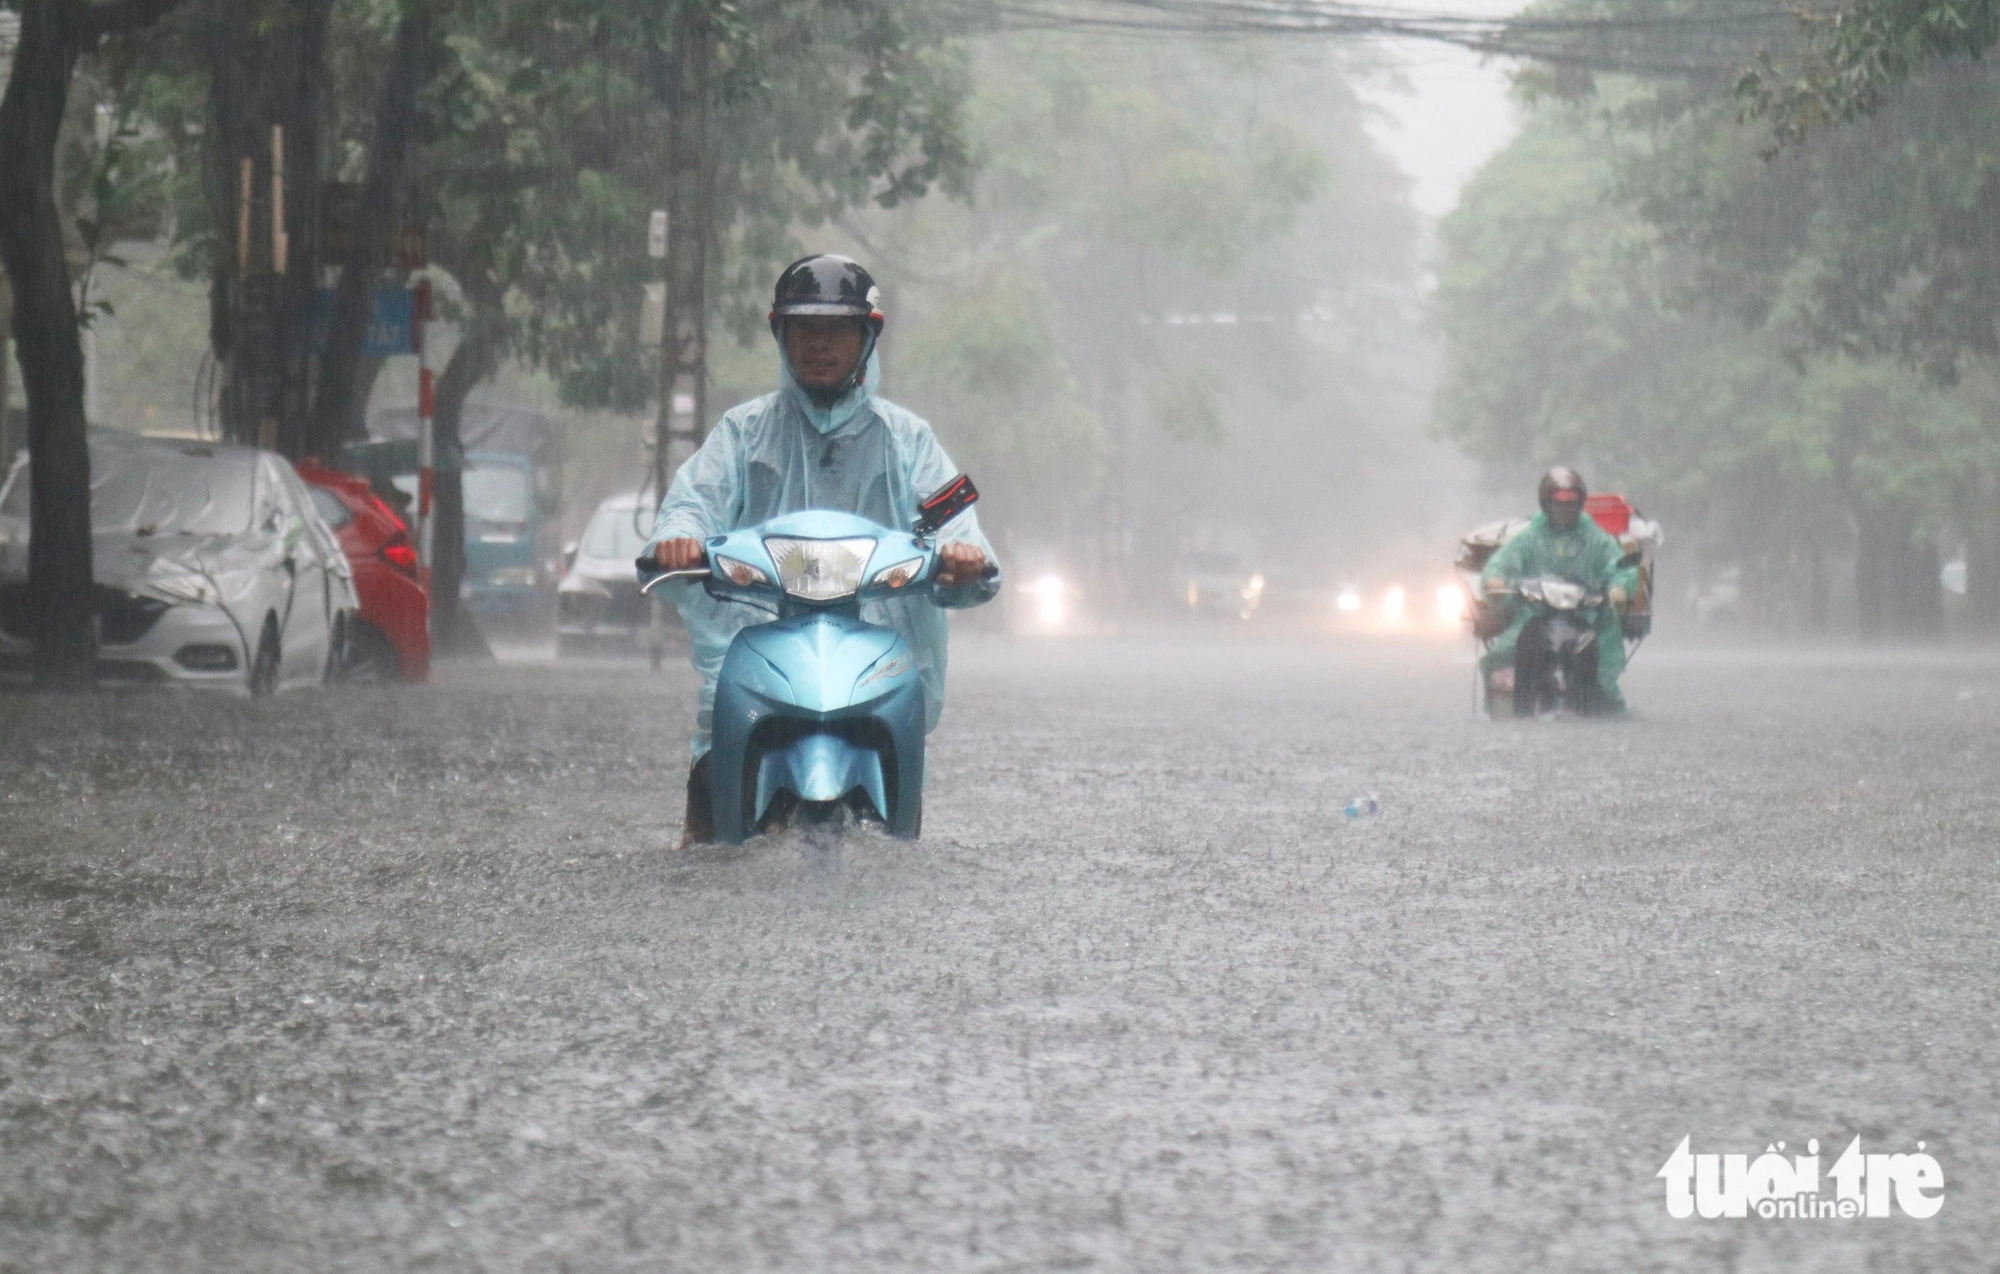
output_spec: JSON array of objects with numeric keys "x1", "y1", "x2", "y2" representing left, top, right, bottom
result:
[{"x1": 1, "y1": 632, "x2": 1994, "y2": 1271}]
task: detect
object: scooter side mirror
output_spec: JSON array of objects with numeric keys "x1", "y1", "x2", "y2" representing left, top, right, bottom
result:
[{"x1": 914, "y1": 474, "x2": 979, "y2": 539}]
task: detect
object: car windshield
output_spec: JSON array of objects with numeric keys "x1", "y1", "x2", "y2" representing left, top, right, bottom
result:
[
  {"x1": 465, "y1": 464, "x2": 532, "y2": 524},
  {"x1": 581, "y1": 505, "x2": 651, "y2": 559},
  {"x1": 0, "y1": 439, "x2": 255, "y2": 535},
  {"x1": 376, "y1": 466, "x2": 529, "y2": 524}
]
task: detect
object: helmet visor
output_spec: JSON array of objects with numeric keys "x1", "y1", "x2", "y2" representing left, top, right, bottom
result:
[{"x1": 774, "y1": 301, "x2": 873, "y2": 318}]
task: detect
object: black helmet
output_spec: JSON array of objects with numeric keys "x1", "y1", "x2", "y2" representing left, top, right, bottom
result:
[
  {"x1": 1538, "y1": 466, "x2": 1587, "y2": 528},
  {"x1": 768, "y1": 254, "x2": 884, "y2": 337}
]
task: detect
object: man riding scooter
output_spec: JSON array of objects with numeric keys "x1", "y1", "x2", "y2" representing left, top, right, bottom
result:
[
  {"x1": 647, "y1": 254, "x2": 1000, "y2": 844},
  {"x1": 1478, "y1": 467, "x2": 1639, "y2": 714}
]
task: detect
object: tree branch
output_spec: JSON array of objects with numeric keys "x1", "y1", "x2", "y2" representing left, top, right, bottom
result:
[{"x1": 81, "y1": 0, "x2": 187, "y2": 39}]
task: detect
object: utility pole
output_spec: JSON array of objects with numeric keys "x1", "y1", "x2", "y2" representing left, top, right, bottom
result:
[
  {"x1": 646, "y1": 3, "x2": 714, "y2": 671},
  {"x1": 653, "y1": 1, "x2": 712, "y2": 504}
]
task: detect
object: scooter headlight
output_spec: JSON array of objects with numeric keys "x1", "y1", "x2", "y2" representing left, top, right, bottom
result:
[
  {"x1": 714, "y1": 554, "x2": 770, "y2": 588},
  {"x1": 763, "y1": 536, "x2": 874, "y2": 601},
  {"x1": 870, "y1": 557, "x2": 926, "y2": 590}
]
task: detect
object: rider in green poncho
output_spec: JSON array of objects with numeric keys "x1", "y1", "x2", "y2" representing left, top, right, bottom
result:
[{"x1": 1478, "y1": 467, "x2": 1640, "y2": 712}]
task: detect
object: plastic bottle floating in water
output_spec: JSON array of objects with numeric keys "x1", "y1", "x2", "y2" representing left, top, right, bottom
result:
[{"x1": 1344, "y1": 794, "x2": 1380, "y2": 819}]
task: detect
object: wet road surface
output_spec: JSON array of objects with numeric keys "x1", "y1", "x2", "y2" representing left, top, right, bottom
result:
[{"x1": 1, "y1": 632, "x2": 1996, "y2": 1271}]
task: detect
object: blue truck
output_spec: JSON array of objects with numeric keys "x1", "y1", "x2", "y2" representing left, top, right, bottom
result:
[{"x1": 342, "y1": 404, "x2": 564, "y2": 627}]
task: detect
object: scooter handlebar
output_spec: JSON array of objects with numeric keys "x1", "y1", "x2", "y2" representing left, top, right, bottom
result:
[
  {"x1": 636, "y1": 549, "x2": 995, "y2": 595},
  {"x1": 636, "y1": 553, "x2": 712, "y2": 595}
]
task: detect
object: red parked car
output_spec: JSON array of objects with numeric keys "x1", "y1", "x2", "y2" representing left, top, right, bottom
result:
[{"x1": 296, "y1": 460, "x2": 430, "y2": 683}]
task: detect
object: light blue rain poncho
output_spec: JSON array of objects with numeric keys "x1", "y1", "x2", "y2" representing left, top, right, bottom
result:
[{"x1": 646, "y1": 353, "x2": 1001, "y2": 757}]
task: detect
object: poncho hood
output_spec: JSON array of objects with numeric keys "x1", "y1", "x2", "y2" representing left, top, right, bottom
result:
[{"x1": 777, "y1": 348, "x2": 882, "y2": 436}]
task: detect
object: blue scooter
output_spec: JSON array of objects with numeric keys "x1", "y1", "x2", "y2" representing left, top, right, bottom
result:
[{"x1": 637, "y1": 475, "x2": 985, "y2": 843}]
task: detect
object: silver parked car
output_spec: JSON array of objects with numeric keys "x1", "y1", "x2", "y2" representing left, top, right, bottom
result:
[{"x1": 0, "y1": 431, "x2": 359, "y2": 694}]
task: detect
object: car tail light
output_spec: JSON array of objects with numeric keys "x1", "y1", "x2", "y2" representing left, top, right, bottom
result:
[{"x1": 380, "y1": 532, "x2": 419, "y2": 577}]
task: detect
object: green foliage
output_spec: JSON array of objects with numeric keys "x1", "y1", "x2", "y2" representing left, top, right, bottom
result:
[
  {"x1": 859, "y1": 33, "x2": 1421, "y2": 569},
  {"x1": 1146, "y1": 368, "x2": 1225, "y2": 448},
  {"x1": 1739, "y1": 0, "x2": 2000, "y2": 141},
  {"x1": 890, "y1": 269, "x2": 1107, "y2": 527},
  {"x1": 1435, "y1": 92, "x2": 2000, "y2": 574},
  {"x1": 410, "y1": 0, "x2": 979, "y2": 409},
  {"x1": 1624, "y1": 60, "x2": 2000, "y2": 381}
]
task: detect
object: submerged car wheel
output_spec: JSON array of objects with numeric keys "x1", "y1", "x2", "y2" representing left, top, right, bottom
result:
[
  {"x1": 337, "y1": 620, "x2": 401, "y2": 684},
  {"x1": 323, "y1": 613, "x2": 347, "y2": 685},
  {"x1": 248, "y1": 618, "x2": 281, "y2": 697}
]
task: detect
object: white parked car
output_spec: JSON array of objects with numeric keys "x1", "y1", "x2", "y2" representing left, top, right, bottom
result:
[
  {"x1": 556, "y1": 491, "x2": 657, "y2": 659},
  {"x1": 0, "y1": 431, "x2": 359, "y2": 694}
]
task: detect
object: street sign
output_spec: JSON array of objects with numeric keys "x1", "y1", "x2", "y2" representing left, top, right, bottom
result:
[{"x1": 310, "y1": 287, "x2": 415, "y2": 356}]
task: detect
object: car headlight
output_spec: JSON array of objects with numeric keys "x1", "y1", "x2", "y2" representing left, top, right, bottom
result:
[
  {"x1": 870, "y1": 557, "x2": 925, "y2": 590},
  {"x1": 714, "y1": 554, "x2": 770, "y2": 588},
  {"x1": 560, "y1": 575, "x2": 611, "y2": 598},
  {"x1": 763, "y1": 537, "x2": 873, "y2": 601}
]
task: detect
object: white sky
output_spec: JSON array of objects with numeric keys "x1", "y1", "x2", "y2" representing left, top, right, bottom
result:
[{"x1": 1350, "y1": 0, "x2": 1528, "y2": 221}]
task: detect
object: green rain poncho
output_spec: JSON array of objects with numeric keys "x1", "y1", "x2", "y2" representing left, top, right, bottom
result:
[
  {"x1": 1478, "y1": 511, "x2": 1639, "y2": 708},
  {"x1": 646, "y1": 352, "x2": 1001, "y2": 757}
]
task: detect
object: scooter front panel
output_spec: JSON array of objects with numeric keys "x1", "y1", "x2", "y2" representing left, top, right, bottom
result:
[{"x1": 732, "y1": 613, "x2": 902, "y2": 713}]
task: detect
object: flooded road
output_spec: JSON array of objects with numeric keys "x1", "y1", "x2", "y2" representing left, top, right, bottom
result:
[{"x1": 2, "y1": 633, "x2": 1995, "y2": 1270}]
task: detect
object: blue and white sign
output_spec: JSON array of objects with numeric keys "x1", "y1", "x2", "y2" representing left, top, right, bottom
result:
[{"x1": 309, "y1": 287, "x2": 414, "y2": 356}]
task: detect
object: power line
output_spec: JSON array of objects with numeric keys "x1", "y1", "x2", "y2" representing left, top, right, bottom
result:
[{"x1": 935, "y1": 0, "x2": 1802, "y2": 76}]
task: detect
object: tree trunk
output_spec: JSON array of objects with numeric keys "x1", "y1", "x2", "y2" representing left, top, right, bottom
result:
[
  {"x1": 427, "y1": 276, "x2": 502, "y2": 660},
  {"x1": 0, "y1": 0, "x2": 95, "y2": 686},
  {"x1": 347, "y1": 353, "x2": 385, "y2": 440},
  {"x1": 0, "y1": 276, "x2": 20, "y2": 468},
  {"x1": 1965, "y1": 484, "x2": 2000, "y2": 633},
  {"x1": 307, "y1": 2, "x2": 431, "y2": 460},
  {"x1": 275, "y1": 0, "x2": 332, "y2": 457},
  {"x1": 1855, "y1": 505, "x2": 1942, "y2": 641},
  {"x1": 201, "y1": 0, "x2": 334, "y2": 456}
]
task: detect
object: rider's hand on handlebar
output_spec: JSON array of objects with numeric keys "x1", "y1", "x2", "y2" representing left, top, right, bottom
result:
[
  {"x1": 654, "y1": 537, "x2": 706, "y2": 570},
  {"x1": 1483, "y1": 576, "x2": 1509, "y2": 596},
  {"x1": 935, "y1": 542, "x2": 988, "y2": 587},
  {"x1": 1609, "y1": 585, "x2": 1629, "y2": 607}
]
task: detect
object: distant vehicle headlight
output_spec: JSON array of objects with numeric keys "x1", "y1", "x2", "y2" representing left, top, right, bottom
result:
[
  {"x1": 870, "y1": 557, "x2": 925, "y2": 590},
  {"x1": 1032, "y1": 574, "x2": 1066, "y2": 626},
  {"x1": 1335, "y1": 588, "x2": 1363, "y2": 613},
  {"x1": 715, "y1": 554, "x2": 770, "y2": 588},
  {"x1": 1435, "y1": 584, "x2": 1466, "y2": 625},
  {"x1": 763, "y1": 537, "x2": 873, "y2": 601},
  {"x1": 1382, "y1": 585, "x2": 1406, "y2": 621}
]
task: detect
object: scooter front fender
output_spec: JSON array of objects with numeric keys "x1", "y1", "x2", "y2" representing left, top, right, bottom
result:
[
  {"x1": 757, "y1": 733, "x2": 887, "y2": 813},
  {"x1": 709, "y1": 613, "x2": 926, "y2": 842}
]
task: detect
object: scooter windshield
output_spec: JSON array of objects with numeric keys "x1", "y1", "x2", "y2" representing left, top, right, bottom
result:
[{"x1": 1537, "y1": 579, "x2": 1586, "y2": 610}]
